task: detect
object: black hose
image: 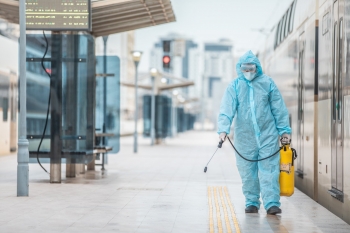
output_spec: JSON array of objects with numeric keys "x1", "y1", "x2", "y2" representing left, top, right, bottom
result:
[
  {"x1": 227, "y1": 137, "x2": 282, "y2": 162},
  {"x1": 36, "y1": 30, "x2": 50, "y2": 174}
]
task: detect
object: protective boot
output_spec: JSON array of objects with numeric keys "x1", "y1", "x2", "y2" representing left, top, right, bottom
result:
[
  {"x1": 245, "y1": 205, "x2": 258, "y2": 213},
  {"x1": 267, "y1": 206, "x2": 282, "y2": 215}
]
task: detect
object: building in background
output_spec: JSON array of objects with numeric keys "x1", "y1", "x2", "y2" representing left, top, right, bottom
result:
[
  {"x1": 95, "y1": 31, "x2": 135, "y2": 134},
  {"x1": 150, "y1": 33, "x2": 202, "y2": 123},
  {"x1": 202, "y1": 39, "x2": 234, "y2": 130}
]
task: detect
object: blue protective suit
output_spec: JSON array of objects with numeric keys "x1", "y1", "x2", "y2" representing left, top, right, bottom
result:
[{"x1": 217, "y1": 51, "x2": 291, "y2": 210}]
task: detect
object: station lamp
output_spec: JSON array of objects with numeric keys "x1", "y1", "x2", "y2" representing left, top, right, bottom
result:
[
  {"x1": 131, "y1": 50, "x2": 143, "y2": 153},
  {"x1": 149, "y1": 68, "x2": 158, "y2": 146},
  {"x1": 131, "y1": 51, "x2": 142, "y2": 64}
]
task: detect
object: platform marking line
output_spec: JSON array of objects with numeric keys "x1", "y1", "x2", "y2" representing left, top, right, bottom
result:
[
  {"x1": 224, "y1": 186, "x2": 241, "y2": 233},
  {"x1": 219, "y1": 186, "x2": 232, "y2": 233},
  {"x1": 208, "y1": 187, "x2": 214, "y2": 233},
  {"x1": 213, "y1": 187, "x2": 223, "y2": 233}
]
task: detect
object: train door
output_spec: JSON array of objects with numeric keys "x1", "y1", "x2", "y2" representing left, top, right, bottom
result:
[
  {"x1": 296, "y1": 32, "x2": 305, "y2": 178},
  {"x1": 330, "y1": 0, "x2": 344, "y2": 201}
]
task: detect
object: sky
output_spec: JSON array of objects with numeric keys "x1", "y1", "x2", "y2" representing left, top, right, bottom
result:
[{"x1": 135, "y1": 0, "x2": 293, "y2": 73}]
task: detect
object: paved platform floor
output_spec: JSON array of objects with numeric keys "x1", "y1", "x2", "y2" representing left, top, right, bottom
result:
[{"x1": 1, "y1": 131, "x2": 350, "y2": 233}]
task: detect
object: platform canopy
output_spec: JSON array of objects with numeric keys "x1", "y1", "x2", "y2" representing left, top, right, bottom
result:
[{"x1": 0, "y1": 0, "x2": 176, "y2": 37}]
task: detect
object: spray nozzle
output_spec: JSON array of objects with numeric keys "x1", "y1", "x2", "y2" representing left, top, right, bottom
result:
[{"x1": 218, "y1": 139, "x2": 224, "y2": 148}]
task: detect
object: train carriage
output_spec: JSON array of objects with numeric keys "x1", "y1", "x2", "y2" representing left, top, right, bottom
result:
[{"x1": 259, "y1": 0, "x2": 350, "y2": 224}]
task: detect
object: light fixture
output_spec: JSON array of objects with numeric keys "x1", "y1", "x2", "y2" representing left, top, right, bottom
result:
[
  {"x1": 150, "y1": 68, "x2": 158, "y2": 77},
  {"x1": 131, "y1": 51, "x2": 142, "y2": 62},
  {"x1": 172, "y1": 90, "x2": 179, "y2": 96},
  {"x1": 161, "y1": 77, "x2": 167, "y2": 83}
]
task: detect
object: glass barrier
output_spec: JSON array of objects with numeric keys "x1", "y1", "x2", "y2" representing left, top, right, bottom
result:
[
  {"x1": 95, "y1": 56, "x2": 120, "y2": 153},
  {"x1": 26, "y1": 33, "x2": 95, "y2": 164}
]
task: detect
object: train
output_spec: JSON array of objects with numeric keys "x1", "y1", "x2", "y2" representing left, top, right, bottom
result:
[
  {"x1": 0, "y1": 35, "x2": 17, "y2": 156},
  {"x1": 258, "y1": 0, "x2": 350, "y2": 224}
]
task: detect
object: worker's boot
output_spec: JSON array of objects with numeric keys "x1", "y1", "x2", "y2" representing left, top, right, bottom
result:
[
  {"x1": 267, "y1": 206, "x2": 282, "y2": 215},
  {"x1": 245, "y1": 205, "x2": 258, "y2": 213}
]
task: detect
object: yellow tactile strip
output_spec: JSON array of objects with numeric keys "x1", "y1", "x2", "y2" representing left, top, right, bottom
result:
[{"x1": 208, "y1": 186, "x2": 241, "y2": 233}]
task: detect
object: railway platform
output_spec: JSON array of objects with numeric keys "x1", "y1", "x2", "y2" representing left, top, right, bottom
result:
[{"x1": 0, "y1": 131, "x2": 349, "y2": 233}]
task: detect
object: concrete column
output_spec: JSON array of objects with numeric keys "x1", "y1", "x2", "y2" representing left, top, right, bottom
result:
[
  {"x1": 87, "y1": 155, "x2": 96, "y2": 171},
  {"x1": 76, "y1": 164, "x2": 85, "y2": 174},
  {"x1": 66, "y1": 164, "x2": 76, "y2": 178}
]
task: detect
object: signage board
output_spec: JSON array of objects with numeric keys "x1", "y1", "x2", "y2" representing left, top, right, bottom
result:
[{"x1": 26, "y1": 0, "x2": 91, "y2": 31}]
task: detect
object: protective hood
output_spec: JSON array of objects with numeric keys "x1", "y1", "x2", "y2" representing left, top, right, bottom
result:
[{"x1": 236, "y1": 50, "x2": 263, "y2": 79}]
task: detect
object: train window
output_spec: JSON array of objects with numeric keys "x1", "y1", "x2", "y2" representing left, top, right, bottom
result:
[
  {"x1": 277, "y1": 21, "x2": 282, "y2": 46},
  {"x1": 285, "y1": 7, "x2": 292, "y2": 38},
  {"x1": 274, "y1": 22, "x2": 281, "y2": 48},
  {"x1": 2, "y1": 98, "x2": 8, "y2": 122},
  {"x1": 280, "y1": 14, "x2": 287, "y2": 43},
  {"x1": 338, "y1": 19, "x2": 343, "y2": 121},
  {"x1": 322, "y1": 12, "x2": 329, "y2": 35},
  {"x1": 333, "y1": 21, "x2": 337, "y2": 121},
  {"x1": 289, "y1": 1, "x2": 296, "y2": 33}
]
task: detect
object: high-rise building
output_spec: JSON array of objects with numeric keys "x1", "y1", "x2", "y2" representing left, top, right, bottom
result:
[{"x1": 202, "y1": 39, "x2": 234, "y2": 129}]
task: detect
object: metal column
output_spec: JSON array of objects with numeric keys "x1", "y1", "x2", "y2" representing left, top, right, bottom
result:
[
  {"x1": 17, "y1": 0, "x2": 29, "y2": 196},
  {"x1": 150, "y1": 76, "x2": 155, "y2": 145},
  {"x1": 102, "y1": 36, "x2": 108, "y2": 169},
  {"x1": 50, "y1": 32, "x2": 63, "y2": 183},
  {"x1": 134, "y1": 62, "x2": 139, "y2": 153}
]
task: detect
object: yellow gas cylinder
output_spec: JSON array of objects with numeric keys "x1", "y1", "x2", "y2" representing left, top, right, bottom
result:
[{"x1": 279, "y1": 145, "x2": 294, "y2": 196}]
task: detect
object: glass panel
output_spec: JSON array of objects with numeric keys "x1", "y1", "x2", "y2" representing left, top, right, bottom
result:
[
  {"x1": 143, "y1": 95, "x2": 151, "y2": 137},
  {"x1": 274, "y1": 21, "x2": 281, "y2": 48},
  {"x1": 2, "y1": 97, "x2": 8, "y2": 121},
  {"x1": 338, "y1": 20, "x2": 342, "y2": 121},
  {"x1": 333, "y1": 22, "x2": 337, "y2": 121},
  {"x1": 155, "y1": 95, "x2": 172, "y2": 138},
  {"x1": 26, "y1": 34, "x2": 52, "y2": 153},
  {"x1": 289, "y1": 1, "x2": 296, "y2": 33},
  {"x1": 298, "y1": 52, "x2": 303, "y2": 121},
  {"x1": 278, "y1": 21, "x2": 283, "y2": 45},
  {"x1": 26, "y1": 33, "x2": 95, "y2": 164},
  {"x1": 177, "y1": 107, "x2": 184, "y2": 133},
  {"x1": 95, "y1": 56, "x2": 120, "y2": 153},
  {"x1": 323, "y1": 13, "x2": 329, "y2": 35},
  {"x1": 280, "y1": 15, "x2": 287, "y2": 43},
  {"x1": 285, "y1": 8, "x2": 292, "y2": 38}
]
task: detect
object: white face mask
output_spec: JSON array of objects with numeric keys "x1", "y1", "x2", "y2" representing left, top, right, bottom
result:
[{"x1": 243, "y1": 72, "x2": 256, "y2": 81}]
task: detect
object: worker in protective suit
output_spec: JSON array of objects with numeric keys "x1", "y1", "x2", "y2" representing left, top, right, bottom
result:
[{"x1": 217, "y1": 50, "x2": 291, "y2": 215}]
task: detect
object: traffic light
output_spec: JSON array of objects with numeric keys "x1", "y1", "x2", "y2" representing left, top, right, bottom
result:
[
  {"x1": 163, "y1": 40, "x2": 171, "y2": 52},
  {"x1": 163, "y1": 55, "x2": 171, "y2": 69}
]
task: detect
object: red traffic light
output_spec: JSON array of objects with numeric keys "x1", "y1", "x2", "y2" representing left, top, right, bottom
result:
[{"x1": 163, "y1": 55, "x2": 171, "y2": 64}]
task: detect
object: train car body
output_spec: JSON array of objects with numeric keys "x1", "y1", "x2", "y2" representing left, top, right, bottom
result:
[
  {"x1": 259, "y1": 0, "x2": 350, "y2": 224},
  {"x1": 0, "y1": 35, "x2": 17, "y2": 156}
]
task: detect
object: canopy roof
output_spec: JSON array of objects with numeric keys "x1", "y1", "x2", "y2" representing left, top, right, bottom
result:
[{"x1": 0, "y1": 0, "x2": 176, "y2": 37}]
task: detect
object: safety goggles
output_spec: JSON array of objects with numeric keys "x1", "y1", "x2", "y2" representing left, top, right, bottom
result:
[{"x1": 240, "y1": 64, "x2": 256, "y2": 72}]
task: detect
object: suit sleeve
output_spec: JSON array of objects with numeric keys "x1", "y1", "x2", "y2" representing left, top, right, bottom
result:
[
  {"x1": 217, "y1": 83, "x2": 237, "y2": 135},
  {"x1": 269, "y1": 81, "x2": 292, "y2": 136}
]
